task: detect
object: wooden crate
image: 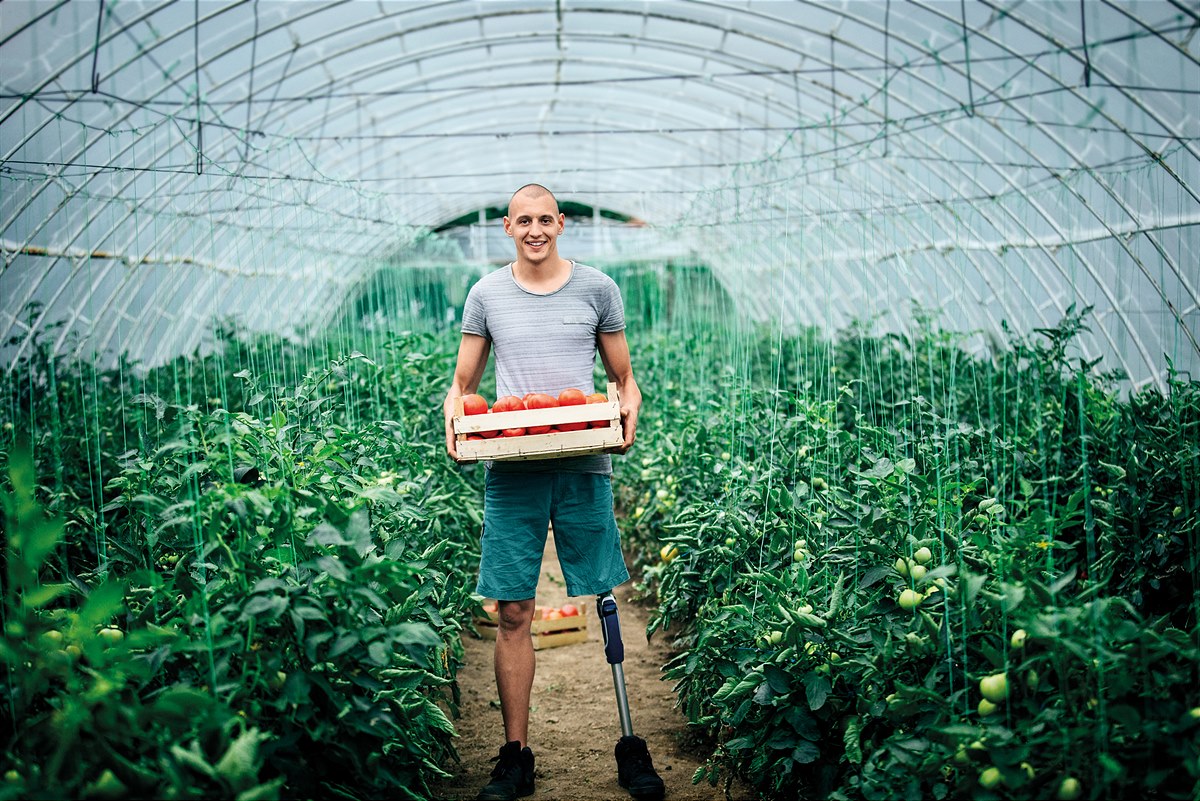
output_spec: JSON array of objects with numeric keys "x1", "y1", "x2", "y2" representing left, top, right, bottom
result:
[
  {"x1": 474, "y1": 603, "x2": 589, "y2": 650},
  {"x1": 453, "y1": 383, "x2": 623, "y2": 463}
]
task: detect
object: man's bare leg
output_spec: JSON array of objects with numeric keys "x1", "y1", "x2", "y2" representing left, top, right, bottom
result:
[{"x1": 495, "y1": 598, "x2": 537, "y2": 746}]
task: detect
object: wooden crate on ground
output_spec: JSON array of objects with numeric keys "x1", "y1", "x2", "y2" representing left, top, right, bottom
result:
[
  {"x1": 474, "y1": 603, "x2": 588, "y2": 650},
  {"x1": 453, "y1": 383, "x2": 623, "y2": 463}
]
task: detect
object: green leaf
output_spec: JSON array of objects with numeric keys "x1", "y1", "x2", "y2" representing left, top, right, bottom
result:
[
  {"x1": 80, "y1": 580, "x2": 126, "y2": 627},
  {"x1": 804, "y1": 673, "x2": 830, "y2": 710},
  {"x1": 215, "y1": 727, "x2": 270, "y2": 790},
  {"x1": 791, "y1": 741, "x2": 820, "y2": 764},
  {"x1": 240, "y1": 594, "x2": 288, "y2": 621},
  {"x1": 236, "y1": 776, "x2": 286, "y2": 801},
  {"x1": 22, "y1": 582, "x2": 71, "y2": 608},
  {"x1": 843, "y1": 716, "x2": 863, "y2": 764}
]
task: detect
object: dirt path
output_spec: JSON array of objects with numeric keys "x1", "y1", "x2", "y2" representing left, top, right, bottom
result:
[{"x1": 433, "y1": 531, "x2": 751, "y2": 801}]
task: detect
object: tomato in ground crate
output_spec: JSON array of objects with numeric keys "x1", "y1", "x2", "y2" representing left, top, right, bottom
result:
[
  {"x1": 560, "y1": 604, "x2": 580, "y2": 617},
  {"x1": 524, "y1": 393, "x2": 558, "y2": 434},
  {"x1": 492, "y1": 395, "x2": 526, "y2": 437},
  {"x1": 557, "y1": 388, "x2": 588, "y2": 431},
  {"x1": 586, "y1": 392, "x2": 609, "y2": 428}
]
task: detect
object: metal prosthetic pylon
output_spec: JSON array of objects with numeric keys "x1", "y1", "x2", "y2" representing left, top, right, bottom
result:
[{"x1": 596, "y1": 591, "x2": 635, "y2": 737}]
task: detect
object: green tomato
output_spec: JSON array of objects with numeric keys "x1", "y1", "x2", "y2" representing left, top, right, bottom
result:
[
  {"x1": 953, "y1": 746, "x2": 970, "y2": 766},
  {"x1": 977, "y1": 698, "x2": 999, "y2": 716},
  {"x1": 793, "y1": 547, "x2": 806, "y2": 562},
  {"x1": 768, "y1": 630, "x2": 783, "y2": 645},
  {"x1": 898, "y1": 589, "x2": 923, "y2": 611},
  {"x1": 97, "y1": 627, "x2": 124, "y2": 645},
  {"x1": 1011, "y1": 629, "x2": 1028, "y2": 649},
  {"x1": 914, "y1": 546, "x2": 933, "y2": 564},
  {"x1": 979, "y1": 672, "x2": 1009, "y2": 703},
  {"x1": 4, "y1": 769, "x2": 20, "y2": 784},
  {"x1": 798, "y1": 603, "x2": 814, "y2": 615},
  {"x1": 724, "y1": 537, "x2": 736, "y2": 546},
  {"x1": 1026, "y1": 669, "x2": 1040, "y2": 692},
  {"x1": 894, "y1": 557, "x2": 910, "y2": 577},
  {"x1": 979, "y1": 767, "x2": 1003, "y2": 789},
  {"x1": 1189, "y1": 707, "x2": 1200, "y2": 720},
  {"x1": 909, "y1": 564, "x2": 927, "y2": 581},
  {"x1": 1056, "y1": 777, "x2": 1081, "y2": 800}
]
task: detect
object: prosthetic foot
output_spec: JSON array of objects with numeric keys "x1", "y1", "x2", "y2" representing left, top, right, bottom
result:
[{"x1": 597, "y1": 592, "x2": 666, "y2": 801}]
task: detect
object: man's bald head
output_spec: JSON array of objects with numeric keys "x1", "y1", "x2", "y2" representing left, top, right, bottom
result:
[{"x1": 508, "y1": 183, "x2": 558, "y2": 216}]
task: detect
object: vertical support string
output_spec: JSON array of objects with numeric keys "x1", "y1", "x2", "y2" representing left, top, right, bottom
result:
[
  {"x1": 884, "y1": 0, "x2": 891, "y2": 157},
  {"x1": 90, "y1": 0, "x2": 106, "y2": 93},
  {"x1": 959, "y1": 0, "x2": 975, "y2": 116},
  {"x1": 1080, "y1": 0, "x2": 1092, "y2": 87},
  {"x1": 194, "y1": 0, "x2": 203, "y2": 175},
  {"x1": 242, "y1": 0, "x2": 261, "y2": 166},
  {"x1": 829, "y1": 33, "x2": 837, "y2": 179}
]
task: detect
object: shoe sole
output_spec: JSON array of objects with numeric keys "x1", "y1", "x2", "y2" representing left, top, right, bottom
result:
[
  {"x1": 620, "y1": 784, "x2": 665, "y2": 801},
  {"x1": 477, "y1": 784, "x2": 534, "y2": 801}
]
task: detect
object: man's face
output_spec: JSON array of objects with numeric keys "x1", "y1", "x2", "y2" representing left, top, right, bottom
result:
[{"x1": 503, "y1": 192, "x2": 564, "y2": 265}]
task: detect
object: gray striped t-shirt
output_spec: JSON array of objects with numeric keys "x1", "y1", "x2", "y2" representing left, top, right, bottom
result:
[{"x1": 461, "y1": 261, "x2": 625, "y2": 474}]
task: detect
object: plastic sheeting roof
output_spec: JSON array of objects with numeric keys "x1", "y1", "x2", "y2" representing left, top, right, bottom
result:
[{"x1": 1, "y1": 1, "x2": 1198, "y2": 389}]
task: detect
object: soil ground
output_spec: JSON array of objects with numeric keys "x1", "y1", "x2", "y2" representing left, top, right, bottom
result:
[{"x1": 431, "y1": 530, "x2": 751, "y2": 801}]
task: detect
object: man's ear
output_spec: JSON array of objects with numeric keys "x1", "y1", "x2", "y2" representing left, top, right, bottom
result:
[{"x1": 503, "y1": 216, "x2": 512, "y2": 236}]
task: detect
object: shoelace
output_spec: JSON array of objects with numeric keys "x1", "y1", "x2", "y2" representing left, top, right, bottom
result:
[{"x1": 489, "y1": 751, "x2": 522, "y2": 778}]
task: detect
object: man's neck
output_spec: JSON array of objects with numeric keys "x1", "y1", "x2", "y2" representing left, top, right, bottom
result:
[{"x1": 512, "y1": 256, "x2": 572, "y2": 293}]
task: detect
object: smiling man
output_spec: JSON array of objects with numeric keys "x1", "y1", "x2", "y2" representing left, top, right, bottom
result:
[{"x1": 443, "y1": 184, "x2": 662, "y2": 801}]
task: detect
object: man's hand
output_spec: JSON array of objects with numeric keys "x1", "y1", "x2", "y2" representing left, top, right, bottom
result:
[
  {"x1": 444, "y1": 402, "x2": 462, "y2": 462},
  {"x1": 614, "y1": 381, "x2": 643, "y2": 453}
]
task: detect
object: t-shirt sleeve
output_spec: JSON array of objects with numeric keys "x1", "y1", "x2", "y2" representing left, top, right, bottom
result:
[
  {"x1": 460, "y1": 283, "x2": 489, "y2": 339},
  {"x1": 597, "y1": 275, "x2": 626, "y2": 333}
]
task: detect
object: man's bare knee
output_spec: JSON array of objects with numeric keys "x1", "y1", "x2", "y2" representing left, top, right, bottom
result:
[{"x1": 497, "y1": 599, "x2": 536, "y2": 634}]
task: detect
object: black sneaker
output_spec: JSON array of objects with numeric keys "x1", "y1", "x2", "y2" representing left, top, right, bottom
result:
[
  {"x1": 615, "y1": 735, "x2": 666, "y2": 801},
  {"x1": 477, "y1": 740, "x2": 535, "y2": 801}
]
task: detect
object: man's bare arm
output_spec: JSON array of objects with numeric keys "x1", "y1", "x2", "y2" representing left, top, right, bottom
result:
[
  {"x1": 597, "y1": 330, "x2": 641, "y2": 454},
  {"x1": 444, "y1": 334, "x2": 491, "y2": 460}
]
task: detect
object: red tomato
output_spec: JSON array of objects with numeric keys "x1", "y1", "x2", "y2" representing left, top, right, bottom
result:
[
  {"x1": 524, "y1": 393, "x2": 557, "y2": 434},
  {"x1": 491, "y1": 396, "x2": 526, "y2": 436},
  {"x1": 586, "y1": 392, "x2": 610, "y2": 429},
  {"x1": 557, "y1": 388, "x2": 588, "y2": 431},
  {"x1": 462, "y1": 394, "x2": 489, "y2": 415},
  {"x1": 560, "y1": 604, "x2": 580, "y2": 617},
  {"x1": 492, "y1": 396, "x2": 525, "y2": 413},
  {"x1": 547, "y1": 610, "x2": 563, "y2": 620},
  {"x1": 525, "y1": 393, "x2": 558, "y2": 409}
]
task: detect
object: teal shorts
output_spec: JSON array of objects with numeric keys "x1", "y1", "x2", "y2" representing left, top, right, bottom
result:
[{"x1": 477, "y1": 470, "x2": 630, "y2": 601}]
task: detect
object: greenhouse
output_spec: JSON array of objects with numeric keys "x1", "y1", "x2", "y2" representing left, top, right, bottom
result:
[{"x1": 1, "y1": 0, "x2": 1197, "y2": 799}]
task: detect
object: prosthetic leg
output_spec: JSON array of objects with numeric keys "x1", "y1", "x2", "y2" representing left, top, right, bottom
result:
[{"x1": 597, "y1": 592, "x2": 665, "y2": 801}]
